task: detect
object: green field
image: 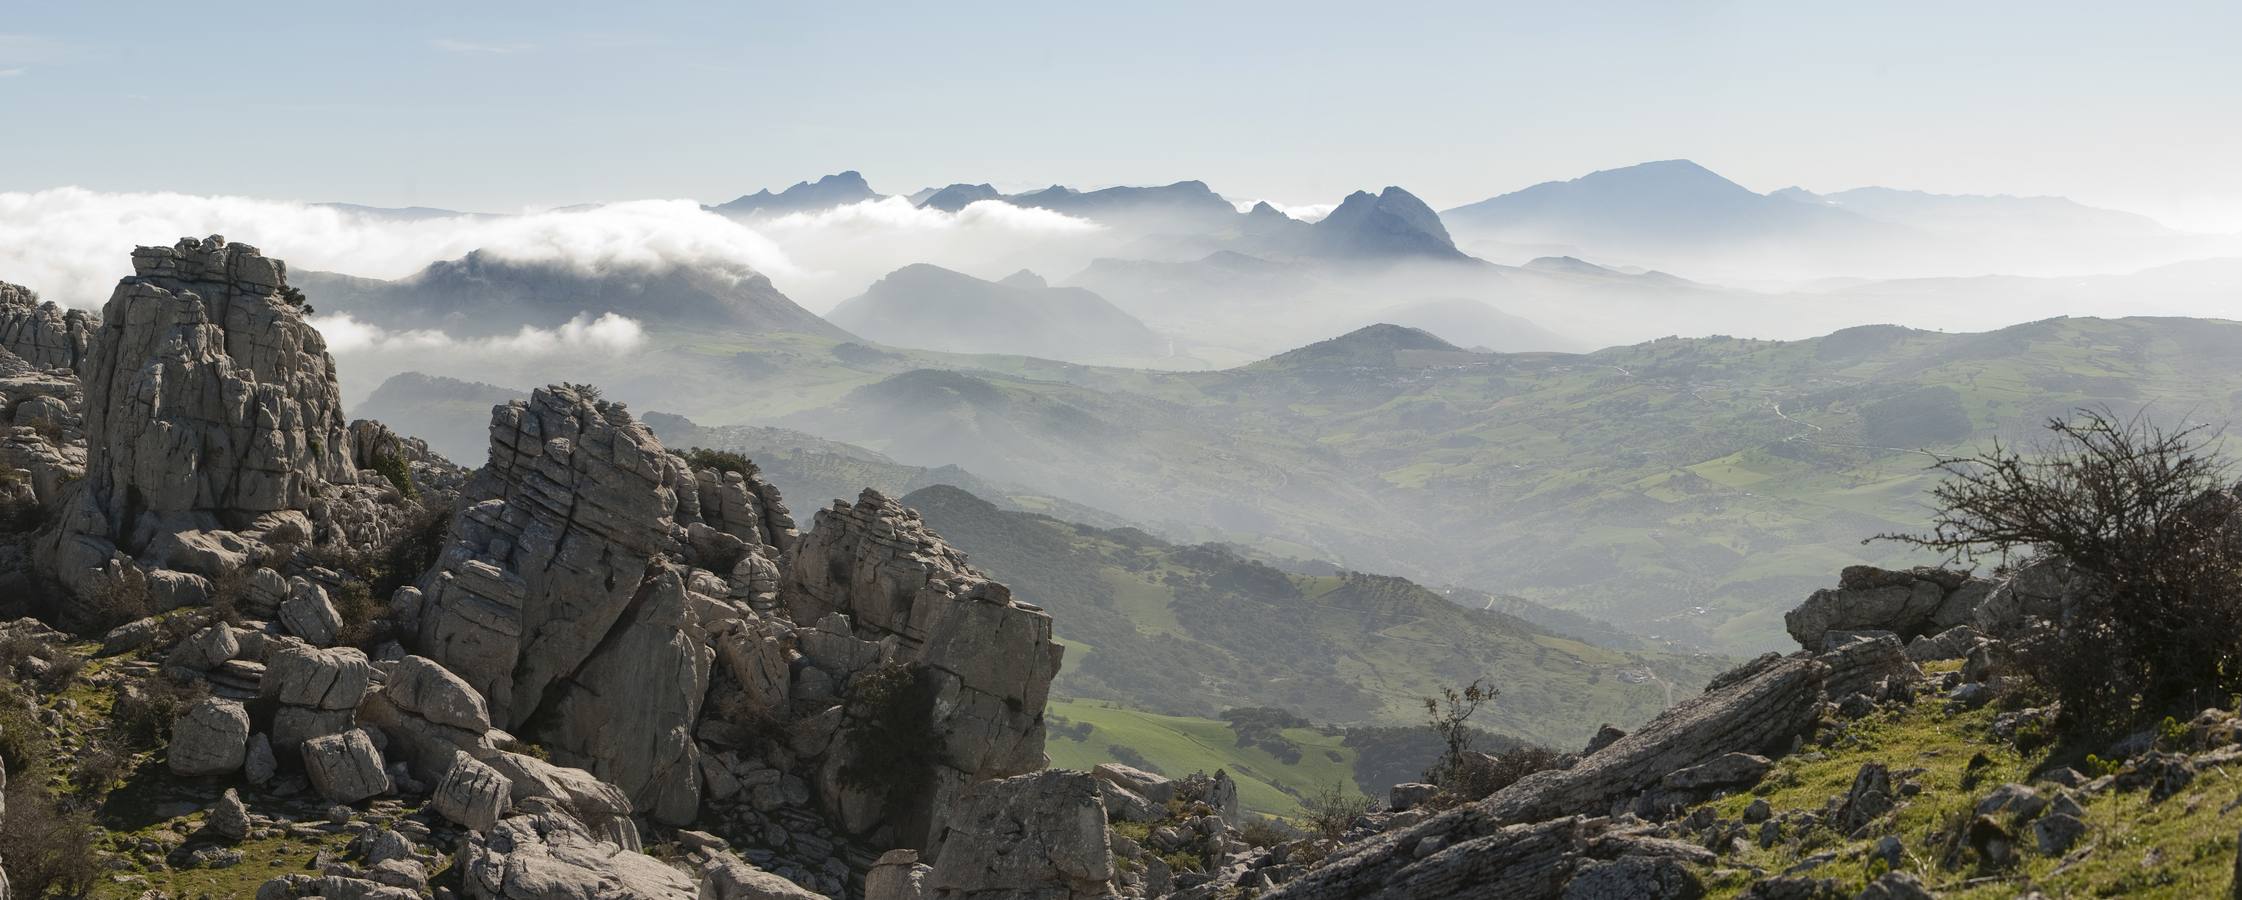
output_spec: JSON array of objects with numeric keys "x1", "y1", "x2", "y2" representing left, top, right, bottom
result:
[{"x1": 1044, "y1": 699, "x2": 1365, "y2": 818}]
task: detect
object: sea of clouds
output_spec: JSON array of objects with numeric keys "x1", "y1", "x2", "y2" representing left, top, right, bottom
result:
[{"x1": 0, "y1": 188, "x2": 1108, "y2": 314}]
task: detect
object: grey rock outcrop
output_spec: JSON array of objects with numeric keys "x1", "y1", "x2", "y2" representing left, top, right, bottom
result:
[
  {"x1": 412, "y1": 386, "x2": 725, "y2": 824},
  {"x1": 42, "y1": 236, "x2": 358, "y2": 602},
  {"x1": 698, "y1": 851, "x2": 830, "y2": 900},
  {"x1": 1785, "y1": 565, "x2": 1988, "y2": 650},
  {"x1": 0, "y1": 280, "x2": 95, "y2": 373},
  {"x1": 1264, "y1": 654, "x2": 1825, "y2": 900},
  {"x1": 867, "y1": 850, "x2": 931, "y2": 900},
  {"x1": 1816, "y1": 634, "x2": 1920, "y2": 702},
  {"x1": 788, "y1": 488, "x2": 1064, "y2": 852},
  {"x1": 263, "y1": 644, "x2": 373, "y2": 753},
  {"x1": 927, "y1": 770, "x2": 1115, "y2": 900},
  {"x1": 458, "y1": 808, "x2": 696, "y2": 900},
  {"x1": 433, "y1": 750, "x2": 514, "y2": 832}
]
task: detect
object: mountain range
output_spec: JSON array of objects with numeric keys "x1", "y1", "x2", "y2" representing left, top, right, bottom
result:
[{"x1": 826, "y1": 264, "x2": 1169, "y2": 363}]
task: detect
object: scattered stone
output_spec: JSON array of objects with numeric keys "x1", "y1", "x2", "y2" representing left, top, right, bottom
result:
[
  {"x1": 1853, "y1": 871, "x2": 1935, "y2": 900},
  {"x1": 2034, "y1": 812, "x2": 2087, "y2": 855},
  {"x1": 1388, "y1": 783, "x2": 1438, "y2": 813},
  {"x1": 208, "y1": 788, "x2": 252, "y2": 842}
]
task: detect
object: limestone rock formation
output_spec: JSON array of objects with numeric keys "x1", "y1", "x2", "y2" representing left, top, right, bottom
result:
[
  {"x1": 42, "y1": 237, "x2": 357, "y2": 598},
  {"x1": 262, "y1": 643, "x2": 373, "y2": 754},
  {"x1": 1264, "y1": 654, "x2": 1825, "y2": 899},
  {"x1": 788, "y1": 488, "x2": 1064, "y2": 851},
  {"x1": 927, "y1": 770, "x2": 1115, "y2": 900},
  {"x1": 409, "y1": 385, "x2": 747, "y2": 824},
  {"x1": 302, "y1": 728, "x2": 392, "y2": 803},
  {"x1": 458, "y1": 808, "x2": 698, "y2": 900},
  {"x1": 1784, "y1": 565, "x2": 1988, "y2": 650},
  {"x1": 0, "y1": 280, "x2": 95, "y2": 373},
  {"x1": 169, "y1": 696, "x2": 252, "y2": 776}
]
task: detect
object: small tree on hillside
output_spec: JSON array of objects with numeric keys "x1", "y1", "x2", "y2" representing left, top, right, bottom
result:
[
  {"x1": 1422, "y1": 679, "x2": 1497, "y2": 787},
  {"x1": 1877, "y1": 407, "x2": 2242, "y2": 730}
]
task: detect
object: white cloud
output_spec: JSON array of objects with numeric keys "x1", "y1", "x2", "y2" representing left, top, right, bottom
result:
[
  {"x1": 0, "y1": 68, "x2": 23, "y2": 77},
  {"x1": 0, "y1": 189, "x2": 1114, "y2": 314},
  {"x1": 0, "y1": 189, "x2": 799, "y2": 309},
  {"x1": 745, "y1": 197, "x2": 1108, "y2": 308},
  {"x1": 313, "y1": 311, "x2": 647, "y2": 357}
]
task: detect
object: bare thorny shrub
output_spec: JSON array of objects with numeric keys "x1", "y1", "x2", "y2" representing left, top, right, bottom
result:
[
  {"x1": 1302, "y1": 781, "x2": 1371, "y2": 841},
  {"x1": 1876, "y1": 408, "x2": 2242, "y2": 733},
  {"x1": 1414, "y1": 678, "x2": 1562, "y2": 808}
]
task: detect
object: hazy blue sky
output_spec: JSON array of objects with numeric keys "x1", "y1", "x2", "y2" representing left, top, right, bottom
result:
[{"x1": 5, "y1": 1, "x2": 2238, "y2": 229}]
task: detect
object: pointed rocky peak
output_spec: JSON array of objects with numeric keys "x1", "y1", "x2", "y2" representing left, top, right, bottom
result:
[
  {"x1": 997, "y1": 269, "x2": 1048, "y2": 289},
  {"x1": 917, "y1": 182, "x2": 1002, "y2": 212},
  {"x1": 1523, "y1": 255, "x2": 1618, "y2": 275},
  {"x1": 1308, "y1": 186, "x2": 1468, "y2": 260},
  {"x1": 710, "y1": 170, "x2": 883, "y2": 217}
]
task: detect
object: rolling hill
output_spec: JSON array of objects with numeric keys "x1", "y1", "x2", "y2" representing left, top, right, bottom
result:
[
  {"x1": 897, "y1": 483, "x2": 1728, "y2": 746},
  {"x1": 825, "y1": 264, "x2": 1169, "y2": 363}
]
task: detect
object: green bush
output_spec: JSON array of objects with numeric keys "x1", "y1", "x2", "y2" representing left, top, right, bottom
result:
[
  {"x1": 370, "y1": 451, "x2": 417, "y2": 499},
  {"x1": 683, "y1": 447, "x2": 758, "y2": 478},
  {"x1": 840, "y1": 662, "x2": 942, "y2": 809}
]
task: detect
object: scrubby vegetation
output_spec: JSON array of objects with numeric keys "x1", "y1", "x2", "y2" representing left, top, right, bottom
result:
[
  {"x1": 1882, "y1": 408, "x2": 2242, "y2": 733},
  {"x1": 683, "y1": 447, "x2": 760, "y2": 478}
]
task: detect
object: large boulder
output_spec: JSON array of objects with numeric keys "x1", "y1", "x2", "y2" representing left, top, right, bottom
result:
[
  {"x1": 926, "y1": 770, "x2": 1114, "y2": 900},
  {"x1": 302, "y1": 728, "x2": 391, "y2": 803},
  {"x1": 458, "y1": 809, "x2": 695, "y2": 900},
  {"x1": 528, "y1": 564, "x2": 713, "y2": 826},
  {"x1": 359, "y1": 654, "x2": 496, "y2": 779},
  {"x1": 1784, "y1": 565, "x2": 1988, "y2": 650},
  {"x1": 169, "y1": 696, "x2": 252, "y2": 777},
  {"x1": 413, "y1": 386, "x2": 721, "y2": 824},
  {"x1": 432, "y1": 750, "x2": 514, "y2": 833}
]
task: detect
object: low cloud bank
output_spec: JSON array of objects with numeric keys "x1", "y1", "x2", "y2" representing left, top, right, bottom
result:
[
  {"x1": 0, "y1": 188, "x2": 1108, "y2": 312},
  {"x1": 313, "y1": 311, "x2": 649, "y2": 357}
]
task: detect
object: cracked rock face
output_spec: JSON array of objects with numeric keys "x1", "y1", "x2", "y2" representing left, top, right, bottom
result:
[
  {"x1": 928, "y1": 770, "x2": 1116, "y2": 900},
  {"x1": 1264, "y1": 654, "x2": 1826, "y2": 900},
  {"x1": 40, "y1": 236, "x2": 358, "y2": 602},
  {"x1": 0, "y1": 280, "x2": 96, "y2": 374},
  {"x1": 459, "y1": 808, "x2": 697, "y2": 900},
  {"x1": 415, "y1": 385, "x2": 693, "y2": 730},
  {"x1": 787, "y1": 488, "x2": 1065, "y2": 853}
]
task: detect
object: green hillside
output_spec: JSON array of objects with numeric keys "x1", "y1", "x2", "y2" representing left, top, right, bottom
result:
[
  {"x1": 765, "y1": 317, "x2": 2242, "y2": 652},
  {"x1": 1044, "y1": 700, "x2": 1363, "y2": 818},
  {"x1": 902, "y1": 485, "x2": 1729, "y2": 748}
]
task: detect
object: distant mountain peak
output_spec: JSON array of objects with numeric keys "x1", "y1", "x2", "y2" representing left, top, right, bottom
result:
[
  {"x1": 998, "y1": 269, "x2": 1048, "y2": 289},
  {"x1": 1259, "y1": 322, "x2": 1467, "y2": 369},
  {"x1": 1306, "y1": 186, "x2": 1467, "y2": 260},
  {"x1": 712, "y1": 171, "x2": 883, "y2": 217}
]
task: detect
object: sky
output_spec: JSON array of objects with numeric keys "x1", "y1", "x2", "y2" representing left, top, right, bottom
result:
[{"x1": 3, "y1": 1, "x2": 2240, "y2": 231}]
